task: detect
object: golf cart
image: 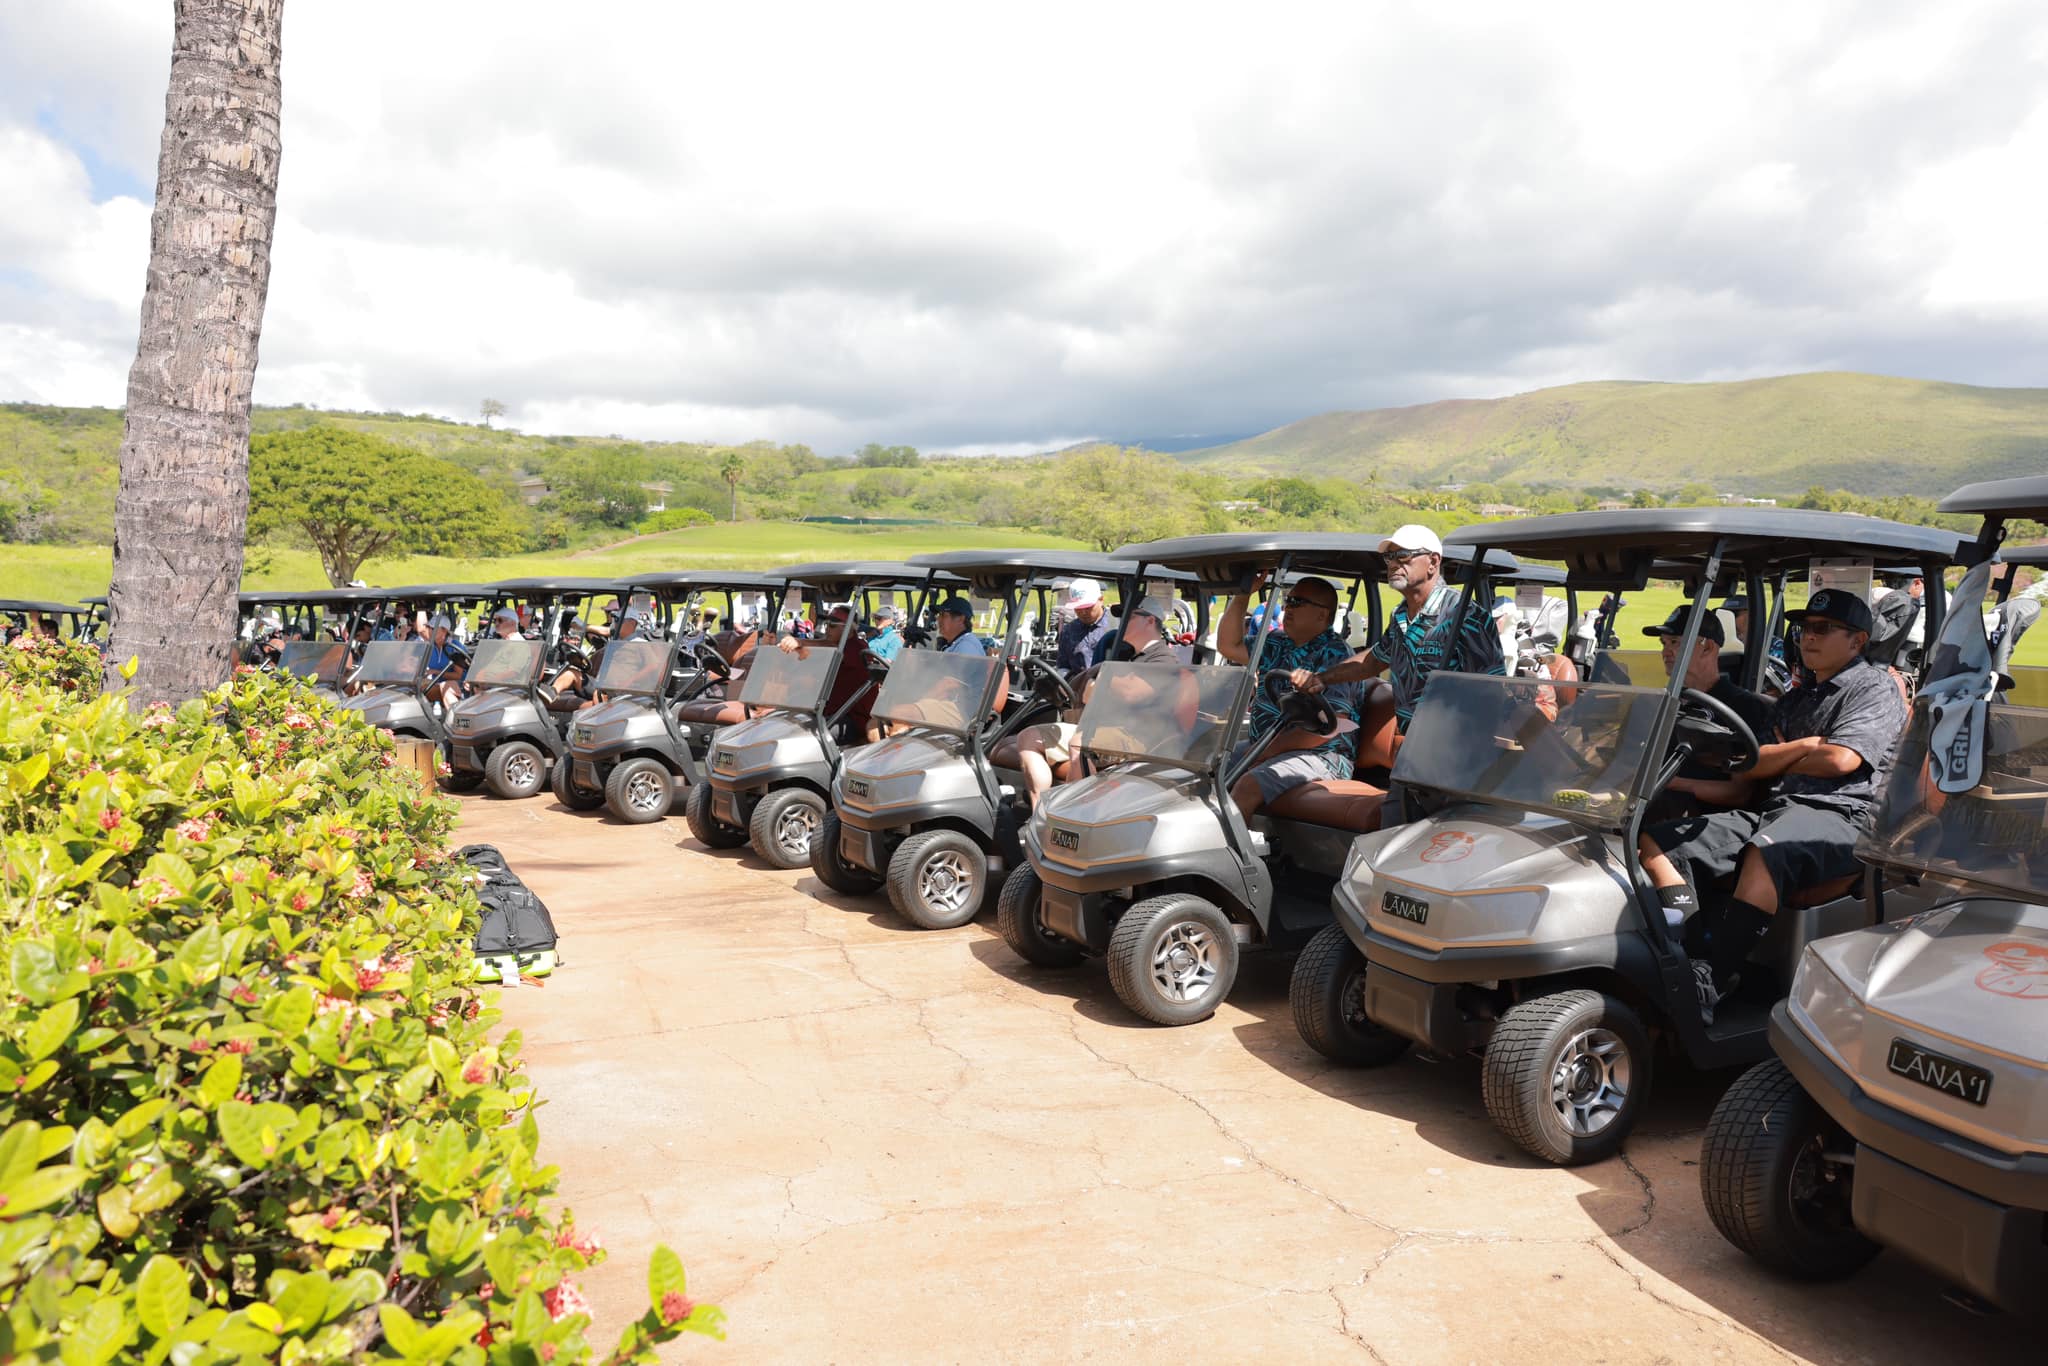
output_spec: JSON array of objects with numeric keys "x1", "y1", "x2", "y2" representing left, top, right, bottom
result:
[
  {"x1": 1699, "y1": 473, "x2": 2048, "y2": 1306},
  {"x1": 337, "y1": 638, "x2": 440, "y2": 741},
  {"x1": 693, "y1": 562, "x2": 951, "y2": 867},
  {"x1": 553, "y1": 571, "x2": 783, "y2": 821},
  {"x1": 1308, "y1": 507, "x2": 1963, "y2": 1165},
  {"x1": 819, "y1": 551, "x2": 1204, "y2": 928},
  {"x1": 441, "y1": 577, "x2": 636, "y2": 799},
  {"x1": 1002, "y1": 533, "x2": 1525, "y2": 1026},
  {"x1": 273, "y1": 639, "x2": 351, "y2": 700},
  {"x1": 0, "y1": 599, "x2": 90, "y2": 643}
]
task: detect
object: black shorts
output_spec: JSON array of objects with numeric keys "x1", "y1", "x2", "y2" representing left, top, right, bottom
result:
[{"x1": 1643, "y1": 800, "x2": 1865, "y2": 903}]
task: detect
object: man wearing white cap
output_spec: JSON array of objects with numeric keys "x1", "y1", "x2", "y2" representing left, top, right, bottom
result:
[
  {"x1": 1054, "y1": 579, "x2": 1114, "y2": 674},
  {"x1": 1298, "y1": 524, "x2": 1505, "y2": 741},
  {"x1": 1016, "y1": 596, "x2": 1181, "y2": 808},
  {"x1": 424, "y1": 613, "x2": 467, "y2": 706}
]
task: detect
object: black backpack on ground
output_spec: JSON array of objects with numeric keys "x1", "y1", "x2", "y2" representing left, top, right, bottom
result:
[{"x1": 457, "y1": 843, "x2": 560, "y2": 983}]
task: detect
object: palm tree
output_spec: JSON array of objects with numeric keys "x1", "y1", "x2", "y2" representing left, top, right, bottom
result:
[
  {"x1": 106, "y1": 0, "x2": 285, "y2": 703},
  {"x1": 720, "y1": 450, "x2": 745, "y2": 522}
]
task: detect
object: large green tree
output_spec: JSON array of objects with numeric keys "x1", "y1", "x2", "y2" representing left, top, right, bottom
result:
[
  {"x1": 1045, "y1": 445, "x2": 1208, "y2": 550},
  {"x1": 248, "y1": 426, "x2": 525, "y2": 584}
]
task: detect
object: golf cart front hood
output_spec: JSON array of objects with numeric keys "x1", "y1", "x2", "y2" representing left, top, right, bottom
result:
[
  {"x1": 839, "y1": 732, "x2": 976, "y2": 814},
  {"x1": 1030, "y1": 765, "x2": 1211, "y2": 873},
  {"x1": 1347, "y1": 804, "x2": 1628, "y2": 950},
  {"x1": 339, "y1": 690, "x2": 422, "y2": 727},
  {"x1": 1790, "y1": 898, "x2": 2048, "y2": 1155},
  {"x1": 566, "y1": 696, "x2": 662, "y2": 754},
  {"x1": 708, "y1": 711, "x2": 823, "y2": 782},
  {"x1": 447, "y1": 690, "x2": 542, "y2": 738}
]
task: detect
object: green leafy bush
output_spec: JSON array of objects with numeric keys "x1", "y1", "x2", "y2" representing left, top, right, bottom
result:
[
  {"x1": 631, "y1": 508, "x2": 714, "y2": 536},
  {"x1": 0, "y1": 671, "x2": 721, "y2": 1362},
  {"x1": 2, "y1": 634, "x2": 104, "y2": 701}
]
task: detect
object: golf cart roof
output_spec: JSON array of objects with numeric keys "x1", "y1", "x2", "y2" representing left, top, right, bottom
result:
[
  {"x1": 905, "y1": 549, "x2": 1199, "y2": 592},
  {"x1": 1496, "y1": 564, "x2": 1567, "y2": 587},
  {"x1": 1110, "y1": 532, "x2": 1520, "y2": 584},
  {"x1": 623, "y1": 570, "x2": 787, "y2": 592},
  {"x1": 1937, "y1": 473, "x2": 2048, "y2": 521},
  {"x1": 369, "y1": 583, "x2": 497, "y2": 599},
  {"x1": 776, "y1": 560, "x2": 962, "y2": 591},
  {"x1": 482, "y1": 577, "x2": 630, "y2": 596},
  {"x1": 2001, "y1": 543, "x2": 2048, "y2": 566},
  {"x1": 237, "y1": 588, "x2": 377, "y2": 606},
  {"x1": 1445, "y1": 508, "x2": 1963, "y2": 590},
  {"x1": 0, "y1": 599, "x2": 83, "y2": 614}
]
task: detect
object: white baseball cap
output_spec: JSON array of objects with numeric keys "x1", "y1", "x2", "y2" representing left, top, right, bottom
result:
[
  {"x1": 1380, "y1": 524, "x2": 1444, "y2": 557},
  {"x1": 429, "y1": 614, "x2": 452, "y2": 630},
  {"x1": 492, "y1": 606, "x2": 519, "y2": 623},
  {"x1": 1064, "y1": 578, "x2": 1104, "y2": 606}
]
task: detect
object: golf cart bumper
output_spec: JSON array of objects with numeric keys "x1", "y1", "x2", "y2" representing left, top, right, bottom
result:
[
  {"x1": 1771, "y1": 1005, "x2": 2048, "y2": 1309},
  {"x1": 835, "y1": 793, "x2": 993, "y2": 874},
  {"x1": 450, "y1": 742, "x2": 486, "y2": 773}
]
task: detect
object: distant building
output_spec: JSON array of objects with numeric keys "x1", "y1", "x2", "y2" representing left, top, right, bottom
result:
[
  {"x1": 1717, "y1": 494, "x2": 1778, "y2": 506},
  {"x1": 639, "y1": 480, "x2": 674, "y2": 512},
  {"x1": 1436, "y1": 482, "x2": 1467, "y2": 493},
  {"x1": 1215, "y1": 499, "x2": 1263, "y2": 513},
  {"x1": 1593, "y1": 498, "x2": 1630, "y2": 512},
  {"x1": 1476, "y1": 502, "x2": 1529, "y2": 517},
  {"x1": 514, "y1": 475, "x2": 551, "y2": 505}
]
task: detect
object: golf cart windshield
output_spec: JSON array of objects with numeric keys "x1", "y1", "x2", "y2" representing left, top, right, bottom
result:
[
  {"x1": 1393, "y1": 672, "x2": 1668, "y2": 827},
  {"x1": 1587, "y1": 650, "x2": 1669, "y2": 688},
  {"x1": 1860, "y1": 702, "x2": 2048, "y2": 902},
  {"x1": 736, "y1": 646, "x2": 836, "y2": 714},
  {"x1": 595, "y1": 638, "x2": 670, "y2": 697},
  {"x1": 467, "y1": 638, "x2": 543, "y2": 689},
  {"x1": 1075, "y1": 662, "x2": 1243, "y2": 768},
  {"x1": 277, "y1": 641, "x2": 345, "y2": 685},
  {"x1": 354, "y1": 640, "x2": 428, "y2": 686},
  {"x1": 870, "y1": 649, "x2": 999, "y2": 735}
]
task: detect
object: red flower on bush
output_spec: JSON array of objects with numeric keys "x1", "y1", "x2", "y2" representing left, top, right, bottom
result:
[
  {"x1": 222, "y1": 1039, "x2": 253, "y2": 1055},
  {"x1": 356, "y1": 960, "x2": 388, "y2": 992},
  {"x1": 661, "y1": 1291, "x2": 695, "y2": 1325},
  {"x1": 175, "y1": 816, "x2": 212, "y2": 841},
  {"x1": 97, "y1": 808, "x2": 122, "y2": 831},
  {"x1": 556, "y1": 1226, "x2": 602, "y2": 1257},
  {"x1": 461, "y1": 1052, "x2": 489, "y2": 1085},
  {"x1": 542, "y1": 1280, "x2": 591, "y2": 1322}
]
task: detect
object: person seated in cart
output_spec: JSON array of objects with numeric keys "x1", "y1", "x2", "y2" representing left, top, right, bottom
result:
[
  {"x1": 1016, "y1": 596, "x2": 1183, "y2": 808},
  {"x1": 778, "y1": 604, "x2": 882, "y2": 738},
  {"x1": 866, "y1": 603, "x2": 906, "y2": 663},
  {"x1": 1218, "y1": 574, "x2": 1362, "y2": 819},
  {"x1": 423, "y1": 615, "x2": 468, "y2": 707},
  {"x1": 932, "y1": 596, "x2": 987, "y2": 656},
  {"x1": 1636, "y1": 589, "x2": 1909, "y2": 1020},
  {"x1": 1053, "y1": 578, "x2": 1115, "y2": 672}
]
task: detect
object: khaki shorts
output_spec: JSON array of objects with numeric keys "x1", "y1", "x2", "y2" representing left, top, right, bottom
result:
[{"x1": 1020, "y1": 721, "x2": 1082, "y2": 764}]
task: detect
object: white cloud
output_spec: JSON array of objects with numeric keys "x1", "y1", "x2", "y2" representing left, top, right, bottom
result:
[{"x1": 2, "y1": 0, "x2": 2048, "y2": 449}]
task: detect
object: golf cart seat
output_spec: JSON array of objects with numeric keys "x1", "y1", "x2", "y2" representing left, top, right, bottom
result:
[
  {"x1": 1262, "y1": 683, "x2": 1400, "y2": 833},
  {"x1": 676, "y1": 696, "x2": 748, "y2": 726},
  {"x1": 708, "y1": 629, "x2": 760, "y2": 666},
  {"x1": 1786, "y1": 872, "x2": 1861, "y2": 910}
]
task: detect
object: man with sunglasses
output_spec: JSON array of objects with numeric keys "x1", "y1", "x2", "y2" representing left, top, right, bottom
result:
[
  {"x1": 1294, "y1": 524, "x2": 1506, "y2": 740},
  {"x1": 1218, "y1": 574, "x2": 1360, "y2": 819},
  {"x1": 1636, "y1": 589, "x2": 1908, "y2": 1021}
]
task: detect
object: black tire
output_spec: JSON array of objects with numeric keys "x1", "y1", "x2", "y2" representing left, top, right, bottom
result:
[
  {"x1": 1290, "y1": 924, "x2": 1410, "y2": 1067},
  {"x1": 550, "y1": 754, "x2": 605, "y2": 811},
  {"x1": 484, "y1": 740, "x2": 547, "y2": 800},
  {"x1": 811, "y1": 810, "x2": 884, "y2": 895},
  {"x1": 1481, "y1": 989, "x2": 1651, "y2": 1166},
  {"x1": 1106, "y1": 894, "x2": 1239, "y2": 1027},
  {"x1": 1700, "y1": 1058, "x2": 1879, "y2": 1280},
  {"x1": 887, "y1": 829, "x2": 988, "y2": 930},
  {"x1": 994, "y1": 866, "x2": 1083, "y2": 968},
  {"x1": 605, "y1": 756, "x2": 676, "y2": 824},
  {"x1": 440, "y1": 767, "x2": 486, "y2": 794},
  {"x1": 684, "y1": 781, "x2": 748, "y2": 849},
  {"x1": 749, "y1": 787, "x2": 826, "y2": 869}
]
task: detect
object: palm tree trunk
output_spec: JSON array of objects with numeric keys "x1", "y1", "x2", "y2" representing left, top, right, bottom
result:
[{"x1": 107, "y1": 0, "x2": 285, "y2": 704}]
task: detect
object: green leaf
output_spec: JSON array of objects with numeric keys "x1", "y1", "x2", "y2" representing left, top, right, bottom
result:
[
  {"x1": 11, "y1": 750, "x2": 50, "y2": 790},
  {"x1": 11, "y1": 940, "x2": 75, "y2": 1006},
  {"x1": 175, "y1": 922, "x2": 224, "y2": 986},
  {"x1": 196, "y1": 1054, "x2": 242, "y2": 1110},
  {"x1": 269, "y1": 1269, "x2": 331, "y2": 1331},
  {"x1": 511, "y1": 1288, "x2": 548, "y2": 1342},
  {"x1": 129, "y1": 1162, "x2": 185, "y2": 1214},
  {"x1": 482, "y1": 1235, "x2": 523, "y2": 1294},
  {"x1": 647, "y1": 1244, "x2": 686, "y2": 1314},
  {"x1": 22, "y1": 997, "x2": 79, "y2": 1062},
  {"x1": 267, "y1": 984, "x2": 315, "y2": 1039},
  {"x1": 112, "y1": 1097, "x2": 169, "y2": 1140},
  {"x1": 3, "y1": 1163, "x2": 87, "y2": 1216},
  {"x1": 327, "y1": 1224, "x2": 389, "y2": 1252},
  {"x1": 96, "y1": 1183, "x2": 138, "y2": 1238},
  {"x1": 217, "y1": 1101, "x2": 296, "y2": 1170},
  {"x1": 378, "y1": 1304, "x2": 424, "y2": 1358},
  {"x1": 58, "y1": 1297, "x2": 133, "y2": 1366},
  {"x1": 0, "y1": 1121, "x2": 41, "y2": 1185},
  {"x1": 244, "y1": 1302, "x2": 283, "y2": 1333},
  {"x1": 135, "y1": 1255, "x2": 192, "y2": 1338}
]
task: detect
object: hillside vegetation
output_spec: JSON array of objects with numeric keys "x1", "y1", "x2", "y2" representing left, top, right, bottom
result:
[{"x1": 1181, "y1": 372, "x2": 2048, "y2": 495}]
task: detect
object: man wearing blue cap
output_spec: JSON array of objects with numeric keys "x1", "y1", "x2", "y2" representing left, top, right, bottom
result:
[
  {"x1": 934, "y1": 597, "x2": 986, "y2": 655},
  {"x1": 1637, "y1": 589, "x2": 1908, "y2": 1020}
]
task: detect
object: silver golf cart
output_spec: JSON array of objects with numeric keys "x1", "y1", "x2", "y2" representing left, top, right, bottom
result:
[{"x1": 1699, "y1": 473, "x2": 2047, "y2": 1305}]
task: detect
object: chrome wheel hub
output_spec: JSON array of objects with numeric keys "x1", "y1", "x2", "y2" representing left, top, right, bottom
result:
[
  {"x1": 504, "y1": 751, "x2": 539, "y2": 788},
  {"x1": 625, "y1": 769, "x2": 666, "y2": 812},
  {"x1": 1550, "y1": 1027, "x2": 1631, "y2": 1137},
  {"x1": 917, "y1": 849, "x2": 975, "y2": 915},
  {"x1": 776, "y1": 802, "x2": 819, "y2": 857},
  {"x1": 1150, "y1": 921, "x2": 1217, "y2": 1003}
]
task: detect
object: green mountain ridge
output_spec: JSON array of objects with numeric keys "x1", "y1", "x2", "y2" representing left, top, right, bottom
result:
[{"x1": 1177, "y1": 372, "x2": 2048, "y2": 496}]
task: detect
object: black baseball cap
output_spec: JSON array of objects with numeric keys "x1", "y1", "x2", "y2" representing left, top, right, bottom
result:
[
  {"x1": 1787, "y1": 589, "x2": 1873, "y2": 635},
  {"x1": 1716, "y1": 594, "x2": 1751, "y2": 614},
  {"x1": 935, "y1": 596, "x2": 974, "y2": 617},
  {"x1": 1642, "y1": 605, "x2": 1724, "y2": 646}
]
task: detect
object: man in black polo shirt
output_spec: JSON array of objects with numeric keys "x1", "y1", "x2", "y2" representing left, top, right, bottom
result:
[{"x1": 1637, "y1": 589, "x2": 1908, "y2": 1019}]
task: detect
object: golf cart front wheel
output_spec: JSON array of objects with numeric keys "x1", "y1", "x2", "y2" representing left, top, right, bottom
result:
[
  {"x1": 1700, "y1": 1058, "x2": 1879, "y2": 1280},
  {"x1": 485, "y1": 740, "x2": 547, "y2": 800},
  {"x1": 811, "y1": 810, "x2": 884, "y2": 896},
  {"x1": 1482, "y1": 990, "x2": 1649, "y2": 1166},
  {"x1": 994, "y1": 867, "x2": 1083, "y2": 968},
  {"x1": 605, "y1": 757, "x2": 676, "y2": 824},
  {"x1": 550, "y1": 755, "x2": 605, "y2": 811},
  {"x1": 888, "y1": 829, "x2": 988, "y2": 930},
  {"x1": 440, "y1": 766, "x2": 486, "y2": 794},
  {"x1": 1290, "y1": 924, "x2": 1410, "y2": 1067},
  {"x1": 1107, "y1": 894, "x2": 1240, "y2": 1026},
  {"x1": 684, "y1": 781, "x2": 748, "y2": 849},
  {"x1": 750, "y1": 788, "x2": 825, "y2": 869}
]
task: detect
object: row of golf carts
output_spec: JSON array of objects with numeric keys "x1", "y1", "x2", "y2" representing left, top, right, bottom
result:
[{"x1": 312, "y1": 476, "x2": 2048, "y2": 1313}]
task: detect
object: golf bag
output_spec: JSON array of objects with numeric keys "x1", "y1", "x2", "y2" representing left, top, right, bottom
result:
[{"x1": 459, "y1": 844, "x2": 560, "y2": 983}]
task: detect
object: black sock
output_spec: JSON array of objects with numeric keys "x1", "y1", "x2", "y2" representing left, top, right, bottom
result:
[
  {"x1": 1709, "y1": 898, "x2": 1773, "y2": 985},
  {"x1": 1657, "y1": 884, "x2": 1697, "y2": 923}
]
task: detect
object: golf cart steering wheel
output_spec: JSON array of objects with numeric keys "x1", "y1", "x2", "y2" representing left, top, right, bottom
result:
[
  {"x1": 1019, "y1": 655, "x2": 1079, "y2": 710},
  {"x1": 689, "y1": 640, "x2": 731, "y2": 678},
  {"x1": 1262, "y1": 670, "x2": 1338, "y2": 737},
  {"x1": 1676, "y1": 687, "x2": 1760, "y2": 774}
]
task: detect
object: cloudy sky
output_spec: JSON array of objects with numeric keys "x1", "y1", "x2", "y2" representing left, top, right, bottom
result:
[{"x1": 3, "y1": 1, "x2": 2047, "y2": 453}]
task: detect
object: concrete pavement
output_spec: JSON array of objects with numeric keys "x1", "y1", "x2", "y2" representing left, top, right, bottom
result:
[{"x1": 460, "y1": 794, "x2": 2046, "y2": 1363}]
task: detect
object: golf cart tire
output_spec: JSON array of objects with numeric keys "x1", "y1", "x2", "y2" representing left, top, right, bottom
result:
[
  {"x1": 811, "y1": 811, "x2": 884, "y2": 895},
  {"x1": 1482, "y1": 989, "x2": 1649, "y2": 1166},
  {"x1": 1107, "y1": 893, "x2": 1239, "y2": 1027},
  {"x1": 1291, "y1": 924, "x2": 1410, "y2": 1068},
  {"x1": 684, "y1": 781, "x2": 749, "y2": 849},
  {"x1": 887, "y1": 829, "x2": 988, "y2": 930},
  {"x1": 749, "y1": 787, "x2": 826, "y2": 869},
  {"x1": 605, "y1": 756, "x2": 675, "y2": 824},
  {"x1": 995, "y1": 867, "x2": 1083, "y2": 968},
  {"x1": 1700, "y1": 1058, "x2": 1879, "y2": 1280},
  {"x1": 484, "y1": 740, "x2": 547, "y2": 801},
  {"x1": 440, "y1": 767, "x2": 486, "y2": 794},
  {"x1": 550, "y1": 754, "x2": 605, "y2": 812}
]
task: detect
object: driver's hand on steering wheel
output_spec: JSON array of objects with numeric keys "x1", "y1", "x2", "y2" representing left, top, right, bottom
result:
[{"x1": 1289, "y1": 668, "x2": 1325, "y2": 695}]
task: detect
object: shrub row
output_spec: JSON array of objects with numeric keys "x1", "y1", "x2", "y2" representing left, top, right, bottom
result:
[{"x1": 0, "y1": 653, "x2": 720, "y2": 1363}]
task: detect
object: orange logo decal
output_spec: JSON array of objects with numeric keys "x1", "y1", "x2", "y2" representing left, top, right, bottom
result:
[
  {"x1": 1420, "y1": 831, "x2": 1476, "y2": 864},
  {"x1": 1975, "y1": 940, "x2": 2048, "y2": 999}
]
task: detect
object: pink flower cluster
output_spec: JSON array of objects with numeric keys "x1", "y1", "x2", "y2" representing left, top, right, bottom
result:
[{"x1": 542, "y1": 1279, "x2": 591, "y2": 1322}]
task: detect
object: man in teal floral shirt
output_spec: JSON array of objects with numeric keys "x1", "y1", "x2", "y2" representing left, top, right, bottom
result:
[{"x1": 1219, "y1": 574, "x2": 1360, "y2": 818}]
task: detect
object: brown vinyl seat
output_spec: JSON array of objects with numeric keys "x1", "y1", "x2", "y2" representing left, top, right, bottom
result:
[
  {"x1": 1786, "y1": 873, "x2": 1862, "y2": 909},
  {"x1": 987, "y1": 733, "x2": 1026, "y2": 769},
  {"x1": 1262, "y1": 682, "x2": 1398, "y2": 834},
  {"x1": 676, "y1": 697, "x2": 748, "y2": 726}
]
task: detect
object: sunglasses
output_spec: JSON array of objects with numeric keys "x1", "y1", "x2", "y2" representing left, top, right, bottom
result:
[
  {"x1": 1798, "y1": 618, "x2": 1856, "y2": 638},
  {"x1": 1283, "y1": 595, "x2": 1334, "y2": 611},
  {"x1": 1383, "y1": 548, "x2": 1434, "y2": 564}
]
